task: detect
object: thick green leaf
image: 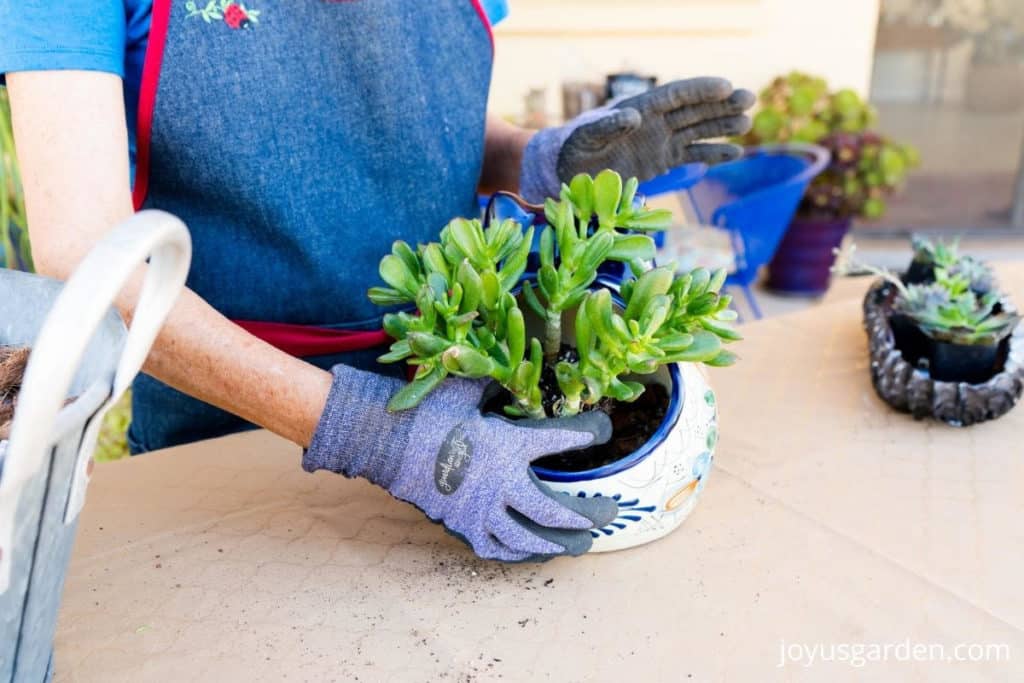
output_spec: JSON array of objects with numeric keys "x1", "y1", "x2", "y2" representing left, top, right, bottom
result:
[
  {"x1": 569, "y1": 173, "x2": 595, "y2": 224},
  {"x1": 574, "y1": 299, "x2": 594, "y2": 364},
  {"x1": 481, "y1": 271, "x2": 501, "y2": 310},
  {"x1": 579, "y1": 231, "x2": 615, "y2": 276},
  {"x1": 421, "y1": 243, "x2": 451, "y2": 280},
  {"x1": 665, "y1": 330, "x2": 721, "y2": 362},
  {"x1": 624, "y1": 266, "x2": 674, "y2": 321},
  {"x1": 593, "y1": 169, "x2": 623, "y2": 227},
  {"x1": 441, "y1": 345, "x2": 495, "y2": 377},
  {"x1": 538, "y1": 264, "x2": 559, "y2": 302},
  {"x1": 699, "y1": 317, "x2": 743, "y2": 342},
  {"x1": 640, "y1": 294, "x2": 672, "y2": 336},
  {"x1": 377, "y1": 339, "x2": 412, "y2": 364},
  {"x1": 387, "y1": 365, "x2": 448, "y2": 411},
  {"x1": 704, "y1": 349, "x2": 738, "y2": 367},
  {"x1": 621, "y1": 209, "x2": 673, "y2": 232},
  {"x1": 708, "y1": 268, "x2": 727, "y2": 294},
  {"x1": 539, "y1": 226, "x2": 555, "y2": 269},
  {"x1": 528, "y1": 338, "x2": 543, "y2": 387},
  {"x1": 447, "y1": 218, "x2": 489, "y2": 267},
  {"x1": 656, "y1": 332, "x2": 694, "y2": 353},
  {"x1": 499, "y1": 226, "x2": 534, "y2": 291},
  {"x1": 522, "y1": 280, "x2": 547, "y2": 319},
  {"x1": 688, "y1": 268, "x2": 711, "y2": 296},
  {"x1": 457, "y1": 259, "x2": 482, "y2": 313},
  {"x1": 392, "y1": 241, "x2": 421, "y2": 280},
  {"x1": 507, "y1": 306, "x2": 526, "y2": 367},
  {"x1": 408, "y1": 331, "x2": 451, "y2": 358},
  {"x1": 379, "y1": 254, "x2": 419, "y2": 297},
  {"x1": 608, "y1": 234, "x2": 656, "y2": 262},
  {"x1": 367, "y1": 286, "x2": 412, "y2": 306},
  {"x1": 619, "y1": 176, "x2": 639, "y2": 214}
]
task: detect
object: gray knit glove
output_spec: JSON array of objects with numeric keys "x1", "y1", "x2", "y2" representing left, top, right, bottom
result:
[
  {"x1": 304, "y1": 365, "x2": 618, "y2": 562},
  {"x1": 520, "y1": 77, "x2": 755, "y2": 202}
]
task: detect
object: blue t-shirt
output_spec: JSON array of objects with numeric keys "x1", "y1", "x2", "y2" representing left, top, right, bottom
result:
[{"x1": 0, "y1": 0, "x2": 508, "y2": 173}]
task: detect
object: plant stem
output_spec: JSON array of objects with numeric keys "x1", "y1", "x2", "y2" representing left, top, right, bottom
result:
[
  {"x1": 544, "y1": 310, "x2": 561, "y2": 362},
  {"x1": 518, "y1": 396, "x2": 546, "y2": 420},
  {"x1": 559, "y1": 394, "x2": 582, "y2": 417}
]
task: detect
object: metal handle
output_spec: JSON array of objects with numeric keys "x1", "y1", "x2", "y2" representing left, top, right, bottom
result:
[{"x1": 0, "y1": 210, "x2": 191, "y2": 592}]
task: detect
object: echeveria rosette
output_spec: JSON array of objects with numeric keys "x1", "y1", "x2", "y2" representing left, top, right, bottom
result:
[
  {"x1": 368, "y1": 170, "x2": 741, "y2": 420},
  {"x1": 739, "y1": 71, "x2": 919, "y2": 222}
]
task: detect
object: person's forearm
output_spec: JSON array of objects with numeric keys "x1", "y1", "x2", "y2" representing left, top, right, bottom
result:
[
  {"x1": 8, "y1": 70, "x2": 331, "y2": 447},
  {"x1": 478, "y1": 113, "x2": 535, "y2": 195}
]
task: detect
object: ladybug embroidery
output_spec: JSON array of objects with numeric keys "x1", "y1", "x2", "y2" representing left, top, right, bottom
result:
[
  {"x1": 186, "y1": 0, "x2": 261, "y2": 29},
  {"x1": 223, "y1": 3, "x2": 250, "y2": 29}
]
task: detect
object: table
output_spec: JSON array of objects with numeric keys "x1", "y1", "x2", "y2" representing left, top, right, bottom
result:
[{"x1": 54, "y1": 267, "x2": 1024, "y2": 682}]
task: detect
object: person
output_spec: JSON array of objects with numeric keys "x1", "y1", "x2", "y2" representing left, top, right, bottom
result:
[{"x1": 0, "y1": 1, "x2": 752, "y2": 561}]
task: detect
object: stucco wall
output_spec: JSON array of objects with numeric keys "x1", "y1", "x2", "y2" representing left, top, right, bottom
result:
[{"x1": 488, "y1": 0, "x2": 881, "y2": 121}]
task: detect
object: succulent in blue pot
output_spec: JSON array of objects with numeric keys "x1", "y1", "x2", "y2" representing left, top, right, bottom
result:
[{"x1": 368, "y1": 170, "x2": 740, "y2": 551}]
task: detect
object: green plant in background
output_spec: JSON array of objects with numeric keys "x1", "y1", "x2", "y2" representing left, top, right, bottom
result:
[
  {"x1": 895, "y1": 277, "x2": 1020, "y2": 346},
  {"x1": 911, "y1": 235, "x2": 996, "y2": 292},
  {"x1": 369, "y1": 170, "x2": 740, "y2": 420},
  {"x1": 0, "y1": 87, "x2": 32, "y2": 272},
  {"x1": 740, "y1": 71, "x2": 920, "y2": 221},
  {"x1": 835, "y1": 244, "x2": 1019, "y2": 347}
]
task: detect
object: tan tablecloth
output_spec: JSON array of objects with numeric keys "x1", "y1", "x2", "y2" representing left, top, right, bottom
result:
[{"x1": 54, "y1": 267, "x2": 1024, "y2": 682}]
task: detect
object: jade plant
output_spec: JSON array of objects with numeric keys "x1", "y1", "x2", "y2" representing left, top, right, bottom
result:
[{"x1": 368, "y1": 170, "x2": 740, "y2": 420}]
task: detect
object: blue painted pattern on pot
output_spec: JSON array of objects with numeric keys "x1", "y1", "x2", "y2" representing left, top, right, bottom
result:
[{"x1": 539, "y1": 362, "x2": 719, "y2": 552}]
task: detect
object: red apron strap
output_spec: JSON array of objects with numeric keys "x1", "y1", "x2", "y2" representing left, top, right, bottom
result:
[{"x1": 233, "y1": 320, "x2": 391, "y2": 357}]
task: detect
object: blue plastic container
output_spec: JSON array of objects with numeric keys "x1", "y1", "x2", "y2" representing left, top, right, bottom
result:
[{"x1": 684, "y1": 143, "x2": 830, "y2": 318}]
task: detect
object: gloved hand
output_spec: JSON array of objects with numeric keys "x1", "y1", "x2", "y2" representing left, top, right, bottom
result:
[
  {"x1": 304, "y1": 365, "x2": 618, "y2": 562},
  {"x1": 520, "y1": 77, "x2": 755, "y2": 202}
]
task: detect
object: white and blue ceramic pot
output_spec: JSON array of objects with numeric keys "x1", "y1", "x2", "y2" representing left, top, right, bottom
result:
[
  {"x1": 515, "y1": 275, "x2": 720, "y2": 554},
  {"x1": 533, "y1": 361, "x2": 718, "y2": 552}
]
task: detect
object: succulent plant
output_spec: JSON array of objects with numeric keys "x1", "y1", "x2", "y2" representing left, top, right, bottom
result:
[
  {"x1": 910, "y1": 235, "x2": 996, "y2": 292},
  {"x1": 834, "y1": 243, "x2": 1019, "y2": 347},
  {"x1": 895, "y1": 280, "x2": 1020, "y2": 346},
  {"x1": 740, "y1": 72, "x2": 919, "y2": 221},
  {"x1": 368, "y1": 170, "x2": 741, "y2": 419}
]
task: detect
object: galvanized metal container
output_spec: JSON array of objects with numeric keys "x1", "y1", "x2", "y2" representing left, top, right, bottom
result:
[{"x1": 0, "y1": 212, "x2": 190, "y2": 681}]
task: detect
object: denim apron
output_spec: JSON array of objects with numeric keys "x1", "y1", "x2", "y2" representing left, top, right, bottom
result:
[{"x1": 128, "y1": 0, "x2": 493, "y2": 453}]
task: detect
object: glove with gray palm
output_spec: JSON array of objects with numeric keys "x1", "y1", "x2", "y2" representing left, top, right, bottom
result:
[
  {"x1": 304, "y1": 366, "x2": 618, "y2": 562},
  {"x1": 521, "y1": 77, "x2": 755, "y2": 202}
]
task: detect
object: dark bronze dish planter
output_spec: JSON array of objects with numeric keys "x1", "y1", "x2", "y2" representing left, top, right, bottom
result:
[{"x1": 863, "y1": 280, "x2": 1024, "y2": 426}]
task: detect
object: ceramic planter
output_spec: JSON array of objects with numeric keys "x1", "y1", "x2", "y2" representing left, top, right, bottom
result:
[
  {"x1": 863, "y1": 279, "x2": 1024, "y2": 426},
  {"x1": 0, "y1": 212, "x2": 190, "y2": 682},
  {"x1": 766, "y1": 215, "x2": 852, "y2": 296},
  {"x1": 534, "y1": 362, "x2": 718, "y2": 553},
  {"x1": 516, "y1": 280, "x2": 720, "y2": 553}
]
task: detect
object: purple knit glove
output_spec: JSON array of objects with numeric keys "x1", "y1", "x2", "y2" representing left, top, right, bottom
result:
[
  {"x1": 304, "y1": 365, "x2": 618, "y2": 562},
  {"x1": 520, "y1": 77, "x2": 755, "y2": 203}
]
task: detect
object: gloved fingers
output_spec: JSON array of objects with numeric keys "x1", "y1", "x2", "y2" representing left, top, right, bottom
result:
[
  {"x1": 671, "y1": 114, "x2": 752, "y2": 149},
  {"x1": 506, "y1": 507, "x2": 597, "y2": 557},
  {"x1": 616, "y1": 77, "x2": 733, "y2": 115},
  {"x1": 513, "y1": 410, "x2": 613, "y2": 459},
  {"x1": 528, "y1": 470, "x2": 618, "y2": 527},
  {"x1": 505, "y1": 472, "x2": 596, "y2": 530},
  {"x1": 676, "y1": 142, "x2": 745, "y2": 166},
  {"x1": 489, "y1": 508, "x2": 569, "y2": 556},
  {"x1": 566, "y1": 107, "x2": 643, "y2": 152},
  {"x1": 664, "y1": 88, "x2": 756, "y2": 131},
  {"x1": 473, "y1": 532, "x2": 538, "y2": 562}
]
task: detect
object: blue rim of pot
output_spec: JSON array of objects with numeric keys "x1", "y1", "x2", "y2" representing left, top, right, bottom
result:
[{"x1": 522, "y1": 274, "x2": 687, "y2": 483}]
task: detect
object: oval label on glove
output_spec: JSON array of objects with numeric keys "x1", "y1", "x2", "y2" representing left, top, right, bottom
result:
[{"x1": 435, "y1": 425, "x2": 473, "y2": 495}]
